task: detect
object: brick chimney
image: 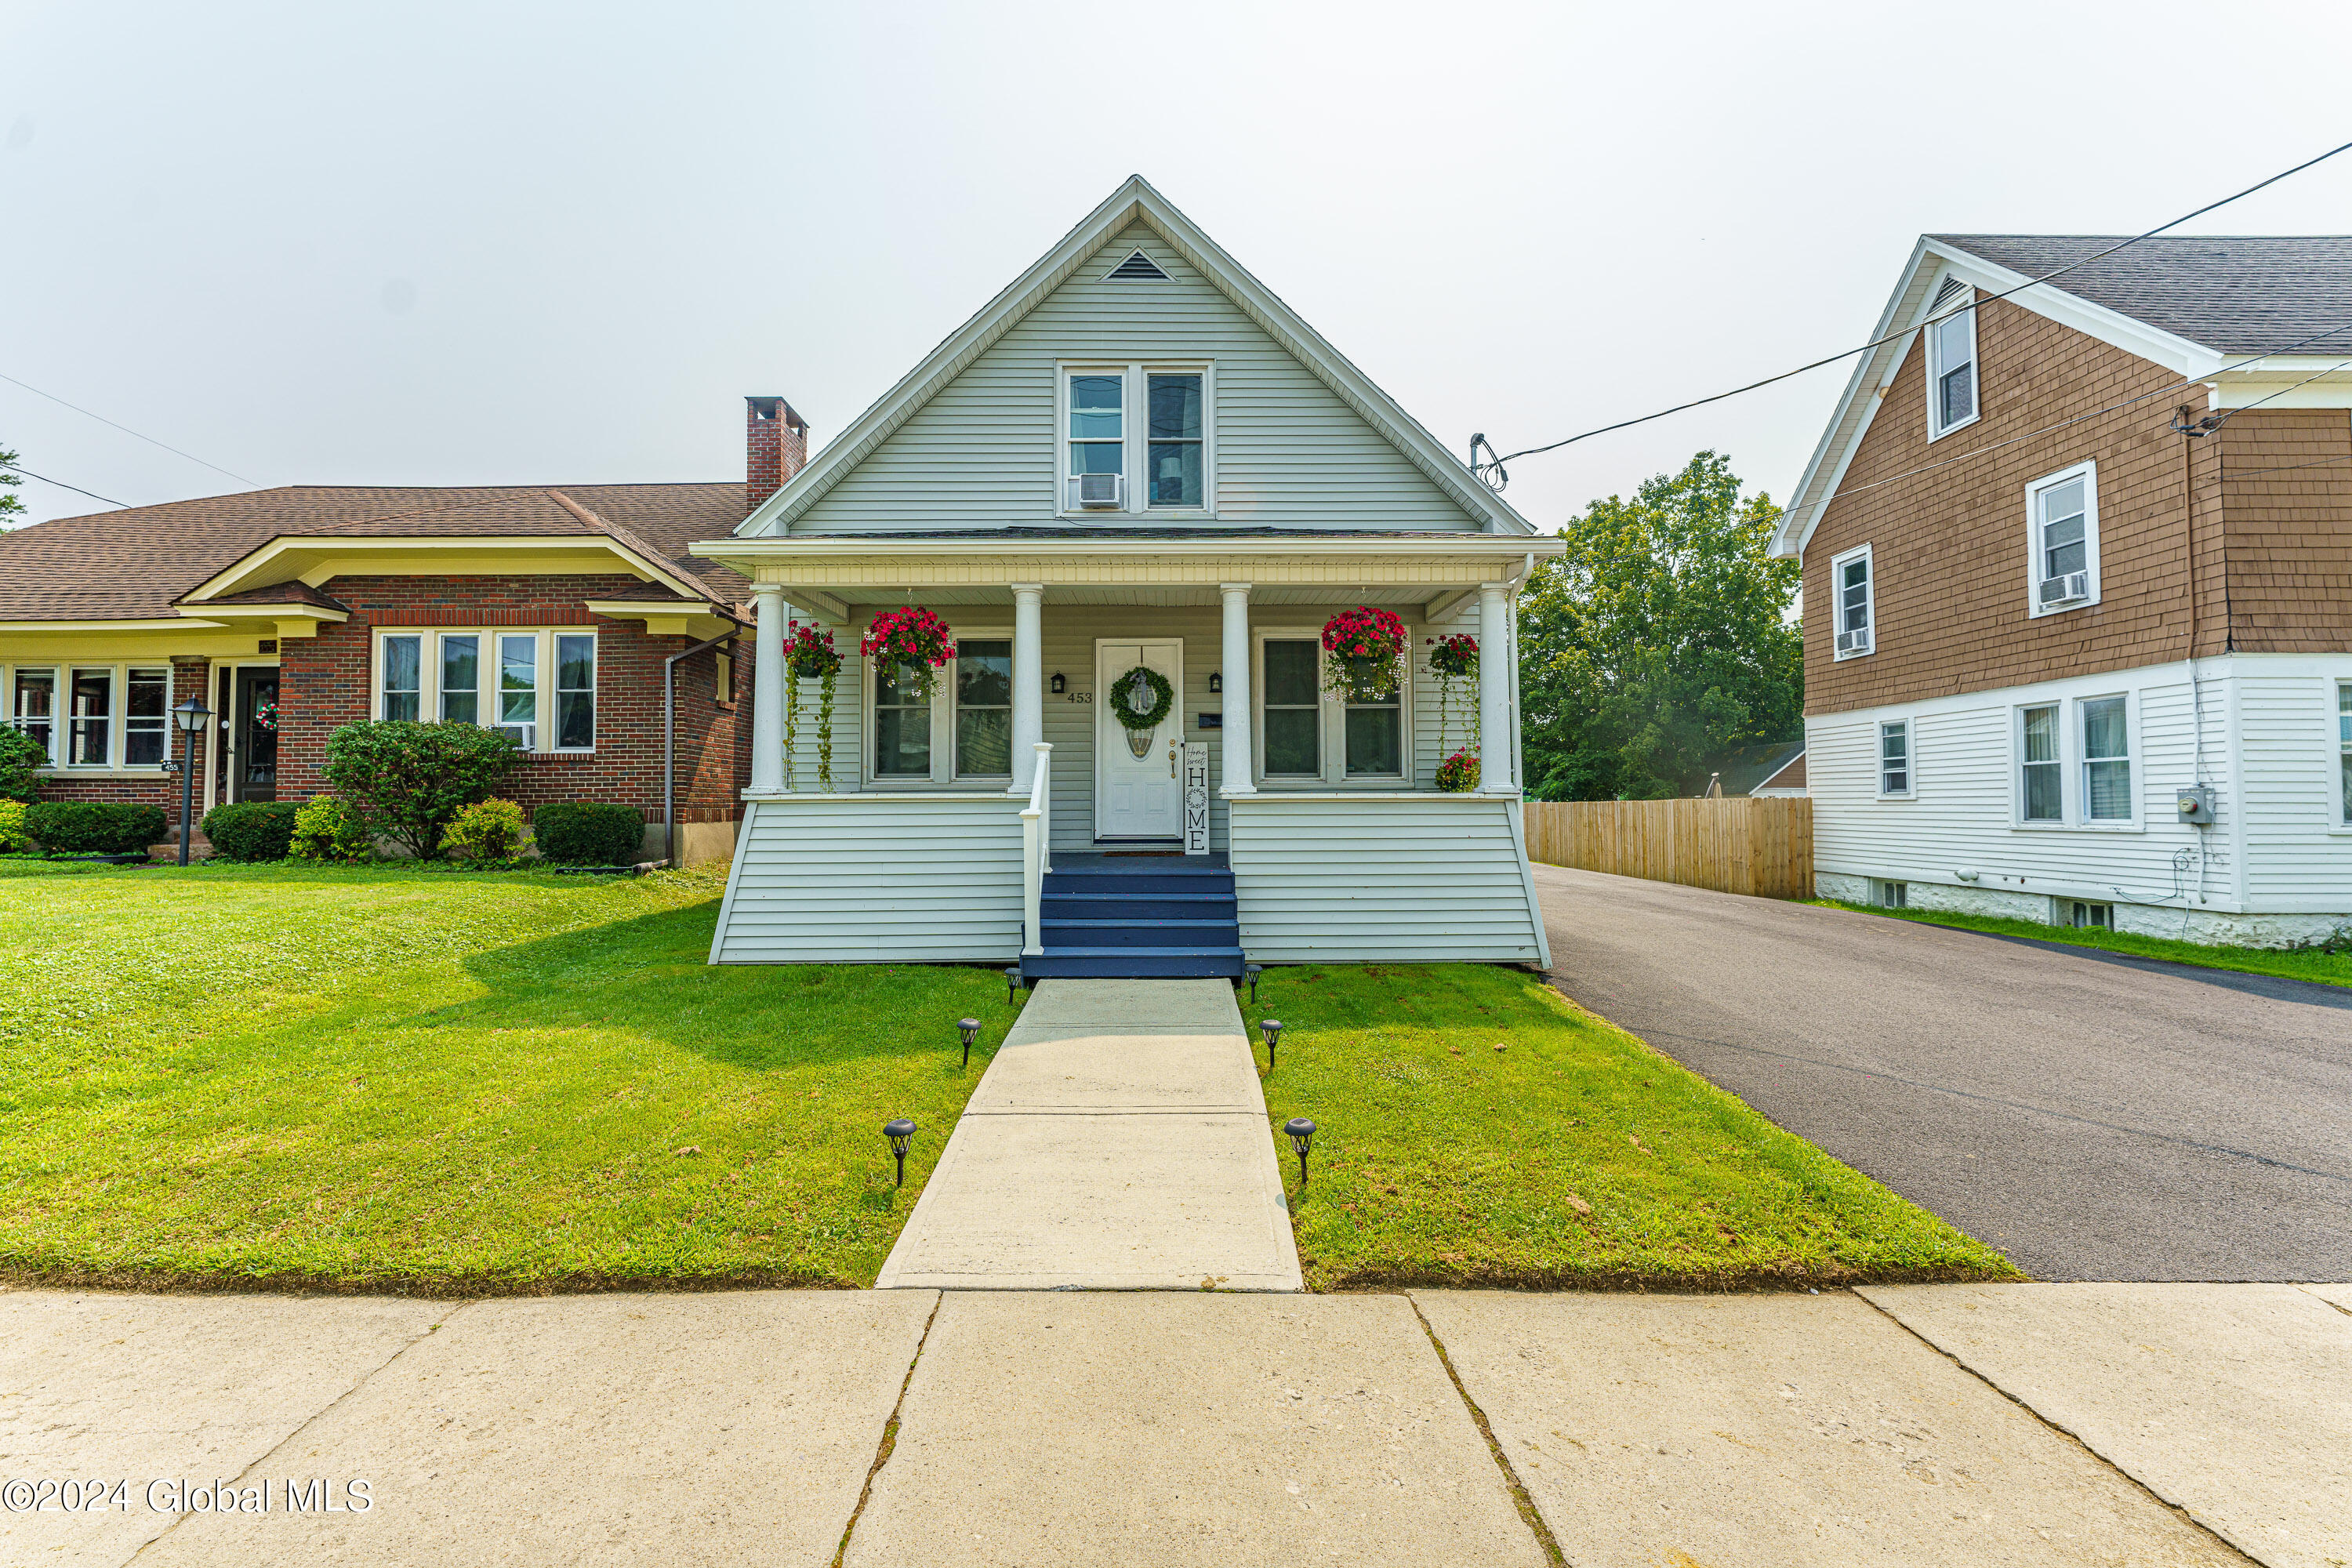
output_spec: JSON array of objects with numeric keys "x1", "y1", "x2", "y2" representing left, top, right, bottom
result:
[{"x1": 746, "y1": 397, "x2": 809, "y2": 517}]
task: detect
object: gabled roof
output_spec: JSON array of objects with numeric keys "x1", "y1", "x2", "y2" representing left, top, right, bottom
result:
[
  {"x1": 1770, "y1": 234, "x2": 2352, "y2": 559},
  {"x1": 0, "y1": 482, "x2": 748, "y2": 622},
  {"x1": 739, "y1": 174, "x2": 1534, "y2": 538}
]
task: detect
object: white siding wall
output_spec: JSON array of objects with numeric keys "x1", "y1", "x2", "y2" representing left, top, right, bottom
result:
[
  {"x1": 1808, "y1": 653, "x2": 2352, "y2": 936},
  {"x1": 793, "y1": 223, "x2": 1478, "y2": 534}
]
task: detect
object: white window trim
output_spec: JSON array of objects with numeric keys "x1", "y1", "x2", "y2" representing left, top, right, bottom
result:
[
  {"x1": 2332, "y1": 677, "x2": 2352, "y2": 833},
  {"x1": 2077, "y1": 691, "x2": 2138, "y2": 829},
  {"x1": 1875, "y1": 717, "x2": 1914, "y2": 800},
  {"x1": 2024, "y1": 460, "x2": 2102, "y2": 619},
  {"x1": 1829, "y1": 543, "x2": 1875, "y2": 660},
  {"x1": 370, "y1": 627, "x2": 596, "y2": 754},
  {"x1": 1054, "y1": 360, "x2": 1216, "y2": 520},
  {"x1": 3, "y1": 662, "x2": 181, "y2": 774},
  {"x1": 1250, "y1": 626, "x2": 1412, "y2": 788},
  {"x1": 859, "y1": 621, "x2": 1013, "y2": 788},
  {"x1": 2009, "y1": 691, "x2": 2141, "y2": 831},
  {"x1": 2013, "y1": 700, "x2": 2068, "y2": 829},
  {"x1": 1924, "y1": 286, "x2": 1981, "y2": 441}
]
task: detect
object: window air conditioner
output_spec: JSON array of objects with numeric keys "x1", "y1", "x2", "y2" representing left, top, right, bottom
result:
[
  {"x1": 1073, "y1": 472, "x2": 1124, "y2": 508},
  {"x1": 495, "y1": 722, "x2": 535, "y2": 752},
  {"x1": 1835, "y1": 627, "x2": 1872, "y2": 655},
  {"x1": 2038, "y1": 571, "x2": 2091, "y2": 607}
]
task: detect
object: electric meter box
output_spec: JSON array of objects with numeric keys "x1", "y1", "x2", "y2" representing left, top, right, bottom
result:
[{"x1": 2176, "y1": 785, "x2": 2216, "y2": 825}]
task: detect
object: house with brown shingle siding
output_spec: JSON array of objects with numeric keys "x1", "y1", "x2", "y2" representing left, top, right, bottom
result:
[{"x1": 1774, "y1": 234, "x2": 2352, "y2": 942}]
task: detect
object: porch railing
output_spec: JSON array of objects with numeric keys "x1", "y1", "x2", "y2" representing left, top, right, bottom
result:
[{"x1": 1020, "y1": 742, "x2": 1053, "y2": 957}]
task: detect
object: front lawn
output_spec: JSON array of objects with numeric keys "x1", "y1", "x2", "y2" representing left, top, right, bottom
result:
[
  {"x1": 0, "y1": 862, "x2": 1010, "y2": 1293},
  {"x1": 1814, "y1": 898, "x2": 2352, "y2": 989},
  {"x1": 1246, "y1": 966, "x2": 2017, "y2": 1291}
]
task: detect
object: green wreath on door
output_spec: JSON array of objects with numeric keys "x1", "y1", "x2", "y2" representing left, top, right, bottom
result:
[{"x1": 1107, "y1": 665, "x2": 1175, "y2": 758}]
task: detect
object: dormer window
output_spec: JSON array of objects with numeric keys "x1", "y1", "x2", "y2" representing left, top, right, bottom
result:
[
  {"x1": 1059, "y1": 363, "x2": 1213, "y2": 514},
  {"x1": 1926, "y1": 283, "x2": 1979, "y2": 438}
]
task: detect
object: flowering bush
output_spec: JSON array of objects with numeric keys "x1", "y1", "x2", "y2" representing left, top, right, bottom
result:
[
  {"x1": 784, "y1": 623, "x2": 844, "y2": 792},
  {"x1": 1436, "y1": 746, "x2": 1481, "y2": 793},
  {"x1": 860, "y1": 607, "x2": 956, "y2": 699},
  {"x1": 1321, "y1": 606, "x2": 1407, "y2": 703}
]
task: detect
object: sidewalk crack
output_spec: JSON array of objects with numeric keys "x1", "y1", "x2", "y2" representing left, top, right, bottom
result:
[
  {"x1": 831, "y1": 1290, "x2": 943, "y2": 1568},
  {"x1": 1407, "y1": 1296, "x2": 1565, "y2": 1567}
]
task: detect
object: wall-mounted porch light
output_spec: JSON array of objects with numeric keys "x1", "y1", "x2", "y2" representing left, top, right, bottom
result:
[
  {"x1": 884, "y1": 1119, "x2": 916, "y2": 1186},
  {"x1": 1208, "y1": 671, "x2": 1222, "y2": 695},
  {"x1": 1050, "y1": 673, "x2": 1066, "y2": 695}
]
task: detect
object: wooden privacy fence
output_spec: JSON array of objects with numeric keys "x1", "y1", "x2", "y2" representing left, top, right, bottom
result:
[{"x1": 1522, "y1": 797, "x2": 1813, "y2": 900}]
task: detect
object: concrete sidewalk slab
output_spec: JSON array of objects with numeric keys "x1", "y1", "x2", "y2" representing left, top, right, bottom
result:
[
  {"x1": 136, "y1": 1290, "x2": 936, "y2": 1567},
  {"x1": 846, "y1": 1291, "x2": 1544, "y2": 1568},
  {"x1": 0, "y1": 1289, "x2": 445, "y2": 1568},
  {"x1": 2304, "y1": 1282, "x2": 2352, "y2": 1314},
  {"x1": 1414, "y1": 1289, "x2": 2243, "y2": 1567},
  {"x1": 877, "y1": 979, "x2": 1301, "y2": 1291},
  {"x1": 1862, "y1": 1282, "x2": 2352, "y2": 1568}
]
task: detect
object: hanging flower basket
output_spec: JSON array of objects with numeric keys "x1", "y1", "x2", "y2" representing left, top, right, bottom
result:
[
  {"x1": 783, "y1": 623, "x2": 844, "y2": 793},
  {"x1": 1321, "y1": 606, "x2": 1407, "y2": 703},
  {"x1": 1107, "y1": 665, "x2": 1174, "y2": 758},
  {"x1": 1436, "y1": 746, "x2": 1481, "y2": 793},
  {"x1": 858, "y1": 607, "x2": 956, "y2": 699}
]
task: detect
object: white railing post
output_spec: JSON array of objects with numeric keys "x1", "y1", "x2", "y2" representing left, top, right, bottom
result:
[
  {"x1": 1021, "y1": 742, "x2": 1053, "y2": 956},
  {"x1": 1035, "y1": 741, "x2": 1051, "y2": 874}
]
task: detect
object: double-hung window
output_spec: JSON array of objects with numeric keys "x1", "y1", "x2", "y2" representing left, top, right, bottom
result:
[
  {"x1": 1061, "y1": 364, "x2": 1211, "y2": 514},
  {"x1": 11, "y1": 668, "x2": 56, "y2": 764},
  {"x1": 2339, "y1": 682, "x2": 2352, "y2": 826},
  {"x1": 2020, "y1": 704, "x2": 2062, "y2": 822},
  {"x1": 382, "y1": 635, "x2": 423, "y2": 721},
  {"x1": 1831, "y1": 545, "x2": 1873, "y2": 657},
  {"x1": 1345, "y1": 681, "x2": 1401, "y2": 776},
  {"x1": 2027, "y1": 463, "x2": 2099, "y2": 614},
  {"x1": 555, "y1": 634, "x2": 596, "y2": 750},
  {"x1": 68, "y1": 668, "x2": 112, "y2": 766},
  {"x1": 2081, "y1": 696, "x2": 2132, "y2": 821},
  {"x1": 498, "y1": 635, "x2": 538, "y2": 736},
  {"x1": 873, "y1": 659, "x2": 931, "y2": 778},
  {"x1": 125, "y1": 668, "x2": 169, "y2": 766},
  {"x1": 1878, "y1": 720, "x2": 1911, "y2": 797},
  {"x1": 954, "y1": 640, "x2": 1011, "y2": 777},
  {"x1": 1926, "y1": 291, "x2": 1978, "y2": 437},
  {"x1": 439, "y1": 635, "x2": 479, "y2": 724},
  {"x1": 1066, "y1": 374, "x2": 1124, "y2": 501},
  {"x1": 1146, "y1": 373, "x2": 1203, "y2": 506},
  {"x1": 1260, "y1": 639, "x2": 1320, "y2": 779}
]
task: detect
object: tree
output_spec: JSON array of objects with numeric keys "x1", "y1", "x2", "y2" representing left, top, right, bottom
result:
[
  {"x1": 321, "y1": 720, "x2": 524, "y2": 858},
  {"x1": 0, "y1": 445, "x2": 25, "y2": 529},
  {"x1": 1519, "y1": 452, "x2": 1802, "y2": 800}
]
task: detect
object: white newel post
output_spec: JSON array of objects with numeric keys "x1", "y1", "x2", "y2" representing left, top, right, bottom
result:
[
  {"x1": 1478, "y1": 581, "x2": 1515, "y2": 793},
  {"x1": 750, "y1": 583, "x2": 786, "y2": 794},
  {"x1": 1219, "y1": 582, "x2": 1254, "y2": 795},
  {"x1": 1009, "y1": 583, "x2": 1044, "y2": 794}
]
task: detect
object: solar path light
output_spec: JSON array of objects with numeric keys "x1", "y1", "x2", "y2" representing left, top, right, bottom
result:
[
  {"x1": 884, "y1": 1119, "x2": 916, "y2": 1187},
  {"x1": 1245, "y1": 963, "x2": 1263, "y2": 1005},
  {"x1": 957, "y1": 1017, "x2": 981, "y2": 1069},
  {"x1": 1004, "y1": 966, "x2": 1022, "y2": 1005},
  {"x1": 1258, "y1": 1018, "x2": 1282, "y2": 1069},
  {"x1": 1284, "y1": 1118, "x2": 1316, "y2": 1188}
]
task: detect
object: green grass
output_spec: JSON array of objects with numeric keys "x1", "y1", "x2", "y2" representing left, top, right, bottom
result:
[
  {"x1": 1243, "y1": 965, "x2": 2017, "y2": 1291},
  {"x1": 0, "y1": 861, "x2": 1014, "y2": 1294},
  {"x1": 1815, "y1": 898, "x2": 2352, "y2": 989}
]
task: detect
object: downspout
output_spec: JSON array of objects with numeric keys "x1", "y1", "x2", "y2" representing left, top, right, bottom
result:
[{"x1": 664, "y1": 629, "x2": 739, "y2": 870}]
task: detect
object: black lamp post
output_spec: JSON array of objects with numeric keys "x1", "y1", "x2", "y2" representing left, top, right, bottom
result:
[
  {"x1": 1244, "y1": 963, "x2": 1263, "y2": 1005},
  {"x1": 956, "y1": 1016, "x2": 981, "y2": 1069},
  {"x1": 171, "y1": 696, "x2": 209, "y2": 866},
  {"x1": 1258, "y1": 1018, "x2": 1282, "y2": 1069},
  {"x1": 1284, "y1": 1118, "x2": 1316, "y2": 1188},
  {"x1": 884, "y1": 1119, "x2": 916, "y2": 1187}
]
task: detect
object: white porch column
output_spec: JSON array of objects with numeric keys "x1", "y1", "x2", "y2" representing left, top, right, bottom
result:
[
  {"x1": 1008, "y1": 583, "x2": 1044, "y2": 794},
  {"x1": 1219, "y1": 582, "x2": 1255, "y2": 795},
  {"x1": 750, "y1": 583, "x2": 786, "y2": 794},
  {"x1": 1478, "y1": 582, "x2": 1516, "y2": 793}
]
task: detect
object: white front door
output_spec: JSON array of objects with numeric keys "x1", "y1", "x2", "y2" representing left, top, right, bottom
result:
[{"x1": 1094, "y1": 639, "x2": 1184, "y2": 839}]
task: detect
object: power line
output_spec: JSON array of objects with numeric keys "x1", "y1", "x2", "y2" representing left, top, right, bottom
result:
[
  {"x1": 0, "y1": 459, "x2": 129, "y2": 510},
  {"x1": 1473, "y1": 137, "x2": 2352, "y2": 485},
  {"x1": 0, "y1": 369, "x2": 259, "y2": 485}
]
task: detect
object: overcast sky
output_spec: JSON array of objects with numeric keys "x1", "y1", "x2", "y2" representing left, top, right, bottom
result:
[{"x1": 5, "y1": 0, "x2": 2350, "y2": 535}]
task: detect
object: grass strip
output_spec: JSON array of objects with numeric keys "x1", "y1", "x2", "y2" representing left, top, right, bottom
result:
[{"x1": 1813, "y1": 898, "x2": 2352, "y2": 989}]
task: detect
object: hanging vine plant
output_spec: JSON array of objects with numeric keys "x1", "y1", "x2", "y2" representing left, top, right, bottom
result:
[
  {"x1": 783, "y1": 622, "x2": 843, "y2": 792},
  {"x1": 1321, "y1": 606, "x2": 1407, "y2": 703},
  {"x1": 1425, "y1": 631, "x2": 1479, "y2": 762},
  {"x1": 1107, "y1": 665, "x2": 1174, "y2": 757}
]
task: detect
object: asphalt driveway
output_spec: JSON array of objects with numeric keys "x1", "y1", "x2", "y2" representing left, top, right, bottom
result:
[{"x1": 1534, "y1": 865, "x2": 2352, "y2": 1281}]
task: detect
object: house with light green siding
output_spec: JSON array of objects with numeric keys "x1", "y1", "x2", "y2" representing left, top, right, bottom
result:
[{"x1": 692, "y1": 176, "x2": 1561, "y2": 977}]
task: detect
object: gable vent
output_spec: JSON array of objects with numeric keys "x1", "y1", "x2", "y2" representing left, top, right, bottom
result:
[
  {"x1": 1932, "y1": 274, "x2": 1970, "y2": 307},
  {"x1": 1105, "y1": 249, "x2": 1171, "y2": 281}
]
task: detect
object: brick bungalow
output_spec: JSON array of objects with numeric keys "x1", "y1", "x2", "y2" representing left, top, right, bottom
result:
[{"x1": 0, "y1": 398, "x2": 812, "y2": 862}]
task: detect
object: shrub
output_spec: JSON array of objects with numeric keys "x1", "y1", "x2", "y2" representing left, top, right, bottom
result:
[
  {"x1": 289, "y1": 796, "x2": 376, "y2": 863},
  {"x1": 443, "y1": 797, "x2": 524, "y2": 862},
  {"x1": 24, "y1": 801, "x2": 167, "y2": 855},
  {"x1": 200, "y1": 800, "x2": 303, "y2": 862},
  {"x1": 321, "y1": 720, "x2": 524, "y2": 858},
  {"x1": 0, "y1": 799, "x2": 26, "y2": 852},
  {"x1": 0, "y1": 728, "x2": 45, "y2": 803},
  {"x1": 530, "y1": 801, "x2": 647, "y2": 866}
]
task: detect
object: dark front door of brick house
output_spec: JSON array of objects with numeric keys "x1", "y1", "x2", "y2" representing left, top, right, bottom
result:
[{"x1": 233, "y1": 669, "x2": 278, "y2": 802}]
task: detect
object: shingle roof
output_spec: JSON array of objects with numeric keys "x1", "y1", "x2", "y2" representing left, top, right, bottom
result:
[
  {"x1": 1931, "y1": 235, "x2": 2352, "y2": 354},
  {"x1": 0, "y1": 482, "x2": 747, "y2": 622}
]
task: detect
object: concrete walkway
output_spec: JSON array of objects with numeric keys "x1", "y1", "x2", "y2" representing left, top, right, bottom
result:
[
  {"x1": 873, "y1": 978, "x2": 1302, "y2": 1292},
  {"x1": 5, "y1": 1282, "x2": 2345, "y2": 1566}
]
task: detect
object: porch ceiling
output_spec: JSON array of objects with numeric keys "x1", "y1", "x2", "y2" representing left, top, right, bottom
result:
[{"x1": 807, "y1": 583, "x2": 1460, "y2": 608}]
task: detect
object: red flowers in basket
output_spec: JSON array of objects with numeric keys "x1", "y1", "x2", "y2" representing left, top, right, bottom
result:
[
  {"x1": 860, "y1": 607, "x2": 956, "y2": 697},
  {"x1": 1425, "y1": 632, "x2": 1479, "y2": 679},
  {"x1": 1436, "y1": 746, "x2": 1482, "y2": 793},
  {"x1": 786, "y1": 622, "x2": 841, "y2": 680},
  {"x1": 1320, "y1": 606, "x2": 1407, "y2": 702}
]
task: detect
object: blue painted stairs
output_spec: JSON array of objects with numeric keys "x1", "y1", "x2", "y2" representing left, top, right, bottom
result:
[{"x1": 1022, "y1": 854, "x2": 1247, "y2": 982}]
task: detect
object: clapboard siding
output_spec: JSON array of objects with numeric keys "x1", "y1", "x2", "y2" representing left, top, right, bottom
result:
[
  {"x1": 2236, "y1": 667, "x2": 2352, "y2": 901},
  {"x1": 710, "y1": 795, "x2": 1025, "y2": 963},
  {"x1": 795, "y1": 224, "x2": 1477, "y2": 534},
  {"x1": 1229, "y1": 795, "x2": 1547, "y2": 964}
]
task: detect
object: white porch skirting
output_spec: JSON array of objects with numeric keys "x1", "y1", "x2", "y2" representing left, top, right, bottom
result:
[{"x1": 1226, "y1": 793, "x2": 1550, "y2": 967}]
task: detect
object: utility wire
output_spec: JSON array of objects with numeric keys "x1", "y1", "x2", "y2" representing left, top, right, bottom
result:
[
  {"x1": 0, "y1": 459, "x2": 130, "y2": 509},
  {"x1": 1475, "y1": 137, "x2": 2352, "y2": 483},
  {"x1": 0, "y1": 369, "x2": 259, "y2": 485}
]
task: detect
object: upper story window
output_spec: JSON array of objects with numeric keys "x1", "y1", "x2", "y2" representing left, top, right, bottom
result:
[
  {"x1": 2027, "y1": 463, "x2": 2100, "y2": 615},
  {"x1": 1926, "y1": 288, "x2": 1979, "y2": 438},
  {"x1": 1060, "y1": 363, "x2": 1212, "y2": 514},
  {"x1": 1831, "y1": 544, "x2": 1873, "y2": 658}
]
